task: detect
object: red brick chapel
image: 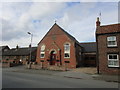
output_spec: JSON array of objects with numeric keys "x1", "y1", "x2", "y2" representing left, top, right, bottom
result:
[{"x1": 36, "y1": 23, "x2": 82, "y2": 68}]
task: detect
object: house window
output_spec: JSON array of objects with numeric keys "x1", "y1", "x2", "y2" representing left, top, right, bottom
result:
[
  {"x1": 108, "y1": 54, "x2": 119, "y2": 67},
  {"x1": 6, "y1": 58, "x2": 9, "y2": 61},
  {"x1": 107, "y1": 36, "x2": 117, "y2": 47},
  {"x1": 64, "y1": 43, "x2": 70, "y2": 58},
  {"x1": 40, "y1": 45, "x2": 45, "y2": 58}
]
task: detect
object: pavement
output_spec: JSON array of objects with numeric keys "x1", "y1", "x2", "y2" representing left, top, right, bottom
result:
[
  {"x1": 2, "y1": 65, "x2": 120, "y2": 83},
  {"x1": 92, "y1": 74, "x2": 119, "y2": 83},
  {"x1": 53, "y1": 71, "x2": 93, "y2": 80},
  {"x1": 53, "y1": 71, "x2": 119, "y2": 83}
]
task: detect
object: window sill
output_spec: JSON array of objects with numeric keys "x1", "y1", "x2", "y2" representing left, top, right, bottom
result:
[
  {"x1": 64, "y1": 57, "x2": 70, "y2": 59},
  {"x1": 40, "y1": 57, "x2": 45, "y2": 58},
  {"x1": 108, "y1": 66, "x2": 119, "y2": 68},
  {"x1": 107, "y1": 46, "x2": 118, "y2": 48}
]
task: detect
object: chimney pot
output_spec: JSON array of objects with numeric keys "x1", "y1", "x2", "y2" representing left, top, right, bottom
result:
[
  {"x1": 96, "y1": 17, "x2": 101, "y2": 27},
  {"x1": 16, "y1": 45, "x2": 19, "y2": 49},
  {"x1": 29, "y1": 44, "x2": 31, "y2": 48}
]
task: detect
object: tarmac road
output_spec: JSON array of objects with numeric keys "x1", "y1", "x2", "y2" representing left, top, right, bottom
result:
[{"x1": 2, "y1": 66, "x2": 119, "y2": 88}]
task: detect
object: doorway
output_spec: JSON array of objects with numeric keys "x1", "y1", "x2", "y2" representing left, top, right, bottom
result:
[{"x1": 50, "y1": 50, "x2": 56, "y2": 65}]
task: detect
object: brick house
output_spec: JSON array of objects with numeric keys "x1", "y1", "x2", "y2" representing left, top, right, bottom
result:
[
  {"x1": 96, "y1": 17, "x2": 120, "y2": 74},
  {"x1": 0, "y1": 45, "x2": 10, "y2": 62},
  {"x1": 2, "y1": 45, "x2": 37, "y2": 65},
  {"x1": 36, "y1": 23, "x2": 82, "y2": 68},
  {"x1": 0, "y1": 45, "x2": 10, "y2": 52}
]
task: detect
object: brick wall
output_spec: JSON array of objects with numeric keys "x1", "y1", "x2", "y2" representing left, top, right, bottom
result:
[
  {"x1": 36, "y1": 24, "x2": 79, "y2": 69},
  {"x1": 97, "y1": 33, "x2": 120, "y2": 74},
  {"x1": 2, "y1": 63, "x2": 10, "y2": 68}
]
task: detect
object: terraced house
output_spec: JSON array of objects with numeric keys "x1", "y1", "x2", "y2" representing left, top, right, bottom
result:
[
  {"x1": 0, "y1": 46, "x2": 10, "y2": 62},
  {"x1": 96, "y1": 17, "x2": 120, "y2": 74},
  {"x1": 2, "y1": 45, "x2": 37, "y2": 65}
]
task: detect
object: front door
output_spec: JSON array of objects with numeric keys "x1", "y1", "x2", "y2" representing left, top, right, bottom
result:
[{"x1": 50, "y1": 51, "x2": 56, "y2": 65}]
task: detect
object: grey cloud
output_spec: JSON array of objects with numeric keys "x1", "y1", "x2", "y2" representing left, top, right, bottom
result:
[{"x1": 2, "y1": 18, "x2": 30, "y2": 41}]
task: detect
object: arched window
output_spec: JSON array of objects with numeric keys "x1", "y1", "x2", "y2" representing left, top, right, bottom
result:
[
  {"x1": 64, "y1": 43, "x2": 70, "y2": 58},
  {"x1": 40, "y1": 45, "x2": 45, "y2": 58}
]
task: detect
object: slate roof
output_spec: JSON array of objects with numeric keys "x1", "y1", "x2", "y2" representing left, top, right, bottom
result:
[
  {"x1": 0, "y1": 46, "x2": 10, "y2": 52},
  {"x1": 79, "y1": 42, "x2": 96, "y2": 53},
  {"x1": 2, "y1": 47, "x2": 37, "y2": 56},
  {"x1": 96, "y1": 23, "x2": 120, "y2": 34},
  {"x1": 0, "y1": 46, "x2": 10, "y2": 56}
]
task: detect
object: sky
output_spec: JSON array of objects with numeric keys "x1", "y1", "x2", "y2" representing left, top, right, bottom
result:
[{"x1": 0, "y1": 0, "x2": 119, "y2": 48}]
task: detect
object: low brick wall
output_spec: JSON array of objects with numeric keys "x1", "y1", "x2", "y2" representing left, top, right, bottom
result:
[
  {"x1": 2, "y1": 63, "x2": 10, "y2": 68},
  {"x1": 29, "y1": 64, "x2": 70, "y2": 71},
  {"x1": 2, "y1": 62, "x2": 23, "y2": 68},
  {"x1": 31, "y1": 64, "x2": 42, "y2": 69}
]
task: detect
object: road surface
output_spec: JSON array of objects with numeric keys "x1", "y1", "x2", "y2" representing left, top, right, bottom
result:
[{"x1": 2, "y1": 66, "x2": 118, "y2": 88}]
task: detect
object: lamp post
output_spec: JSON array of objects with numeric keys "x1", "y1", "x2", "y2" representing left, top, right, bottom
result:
[{"x1": 27, "y1": 32, "x2": 33, "y2": 69}]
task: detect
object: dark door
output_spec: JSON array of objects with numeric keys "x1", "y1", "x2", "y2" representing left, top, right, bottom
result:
[{"x1": 50, "y1": 51, "x2": 56, "y2": 65}]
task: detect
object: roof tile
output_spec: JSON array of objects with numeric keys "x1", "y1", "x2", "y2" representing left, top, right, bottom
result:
[{"x1": 96, "y1": 24, "x2": 120, "y2": 34}]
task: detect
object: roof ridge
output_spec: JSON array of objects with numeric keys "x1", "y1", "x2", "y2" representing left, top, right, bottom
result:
[
  {"x1": 38, "y1": 23, "x2": 57, "y2": 45},
  {"x1": 96, "y1": 23, "x2": 120, "y2": 34},
  {"x1": 100, "y1": 23, "x2": 120, "y2": 27},
  {"x1": 12, "y1": 46, "x2": 37, "y2": 49},
  {"x1": 0, "y1": 45, "x2": 8, "y2": 47},
  {"x1": 55, "y1": 23, "x2": 80, "y2": 45}
]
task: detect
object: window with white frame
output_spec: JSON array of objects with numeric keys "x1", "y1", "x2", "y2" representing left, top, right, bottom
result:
[
  {"x1": 108, "y1": 54, "x2": 119, "y2": 67},
  {"x1": 40, "y1": 45, "x2": 45, "y2": 58},
  {"x1": 107, "y1": 36, "x2": 117, "y2": 47},
  {"x1": 64, "y1": 43, "x2": 70, "y2": 58}
]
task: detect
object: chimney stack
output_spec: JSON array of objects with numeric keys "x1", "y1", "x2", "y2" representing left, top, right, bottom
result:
[
  {"x1": 16, "y1": 45, "x2": 19, "y2": 49},
  {"x1": 29, "y1": 44, "x2": 31, "y2": 48},
  {"x1": 96, "y1": 17, "x2": 101, "y2": 27}
]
